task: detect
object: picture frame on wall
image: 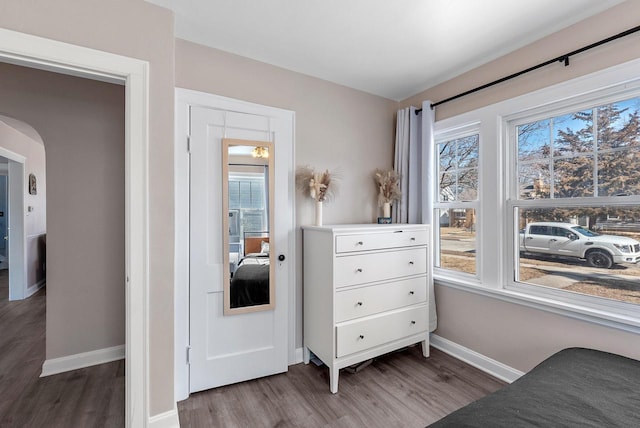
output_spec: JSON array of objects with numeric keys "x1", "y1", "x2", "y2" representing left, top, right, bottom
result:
[{"x1": 28, "y1": 173, "x2": 37, "y2": 195}]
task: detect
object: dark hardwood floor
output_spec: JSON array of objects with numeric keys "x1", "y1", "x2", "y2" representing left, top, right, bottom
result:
[
  {"x1": 0, "y1": 270, "x2": 124, "y2": 427},
  {"x1": 178, "y1": 345, "x2": 506, "y2": 428}
]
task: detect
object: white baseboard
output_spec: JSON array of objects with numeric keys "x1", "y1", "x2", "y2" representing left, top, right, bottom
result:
[
  {"x1": 149, "y1": 407, "x2": 180, "y2": 428},
  {"x1": 25, "y1": 279, "x2": 45, "y2": 298},
  {"x1": 40, "y1": 344, "x2": 125, "y2": 377},
  {"x1": 430, "y1": 334, "x2": 524, "y2": 383}
]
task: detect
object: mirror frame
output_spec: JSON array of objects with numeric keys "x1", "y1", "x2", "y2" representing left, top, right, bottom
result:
[{"x1": 222, "y1": 138, "x2": 276, "y2": 315}]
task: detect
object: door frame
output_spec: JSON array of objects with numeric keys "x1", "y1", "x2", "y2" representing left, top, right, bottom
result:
[
  {"x1": 0, "y1": 28, "x2": 150, "y2": 427},
  {"x1": 0, "y1": 148, "x2": 27, "y2": 301},
  {"x1": 174, "y1": 88, "x2": 296, "y2": 401}
]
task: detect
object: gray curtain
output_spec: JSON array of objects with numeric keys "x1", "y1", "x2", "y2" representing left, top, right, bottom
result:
[{"x1": 393, "y1": 100, "x2": 437, "y2": 332}]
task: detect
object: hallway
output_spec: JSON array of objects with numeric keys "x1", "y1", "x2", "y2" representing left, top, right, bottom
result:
[{"x1": 0, "y1": 271, "x2": 124, "y2": 427}]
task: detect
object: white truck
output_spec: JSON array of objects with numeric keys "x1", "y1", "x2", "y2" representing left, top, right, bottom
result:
[{"x1": 519, "y1": 222, "x2": 640, "y2": 268}]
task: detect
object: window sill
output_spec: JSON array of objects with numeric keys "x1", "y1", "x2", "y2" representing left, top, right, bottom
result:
[{"x1": 434, "y1": 275, "x2": 640, "y2": 335}]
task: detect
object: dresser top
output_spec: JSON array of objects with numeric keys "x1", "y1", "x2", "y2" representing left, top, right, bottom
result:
[{"x1": 302, "y1": 223, "x2": 428, "y2": 234}]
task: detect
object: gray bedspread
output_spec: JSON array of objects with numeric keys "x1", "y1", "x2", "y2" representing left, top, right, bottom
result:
[{"x1": 428, "y1": 347, "x2": 640, "y2": 427}]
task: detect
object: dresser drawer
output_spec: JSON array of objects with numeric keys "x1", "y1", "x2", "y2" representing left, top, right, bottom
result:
[
  {"x1": 335, "y1": 276, "x2": 427, "y2": 322},
  {"x1": 334, "y1": 247, "x2": 427, "y2": 288},
  {"x1": 335, "y1": 229, "x2": 428, "y2": 253},
  {"x1": 336, "y1": 305, "x2": 428, "y2": 358}
]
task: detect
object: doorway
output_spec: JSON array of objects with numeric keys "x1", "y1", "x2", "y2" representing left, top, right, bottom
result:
[{"x1": 0, "y1": 27, "x2": 150, "y2": 427}]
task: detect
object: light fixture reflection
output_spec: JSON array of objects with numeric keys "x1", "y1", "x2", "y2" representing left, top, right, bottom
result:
[{"x1": 252, "y1": 146, "x2": 269, "y2": 158}]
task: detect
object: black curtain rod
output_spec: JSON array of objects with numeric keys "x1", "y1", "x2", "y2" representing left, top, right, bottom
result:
[{"x1": 415, "y1": 24, "x2": 640, "y2": 114}]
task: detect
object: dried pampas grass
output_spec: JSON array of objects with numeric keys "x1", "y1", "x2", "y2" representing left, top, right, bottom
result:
[
  {"x1": 296, "y1": 166, "x2": 339, "y2": 202},
  {"x1": 374, "y1": 169, "x2": 401, "y2": 206}
]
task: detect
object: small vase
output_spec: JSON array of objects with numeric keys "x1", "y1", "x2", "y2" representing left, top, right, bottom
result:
[
  {"x1": 383, "y1": 202, "x2": 391, "y2": 218},
  {"x1": 315, "y1": 201, "x2": 323, "y2": 226}
]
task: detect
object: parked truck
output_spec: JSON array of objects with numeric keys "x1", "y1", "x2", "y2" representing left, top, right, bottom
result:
[{"x1": 519, "y1": 222, "x2": 640, "y2": 269}]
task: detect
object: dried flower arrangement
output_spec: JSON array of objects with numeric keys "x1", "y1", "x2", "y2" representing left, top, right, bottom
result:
[
  {"x1": 295, "y1": 166, "x2": 339, "y2": 202},
  {"x1": 374, "y1": 168, "x2": 402, "y2": 206}
]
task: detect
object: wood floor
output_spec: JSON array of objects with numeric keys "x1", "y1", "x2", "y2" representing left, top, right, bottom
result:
[
  {"x1": 0, "y1": 270, "x2": 124, "y2": 427},
  {"x1": 178, "y1": 345, "x2": 506, "y2": 428},
  {"x1": 0, "y1": 267, "x2": 505, "y2": 427}
]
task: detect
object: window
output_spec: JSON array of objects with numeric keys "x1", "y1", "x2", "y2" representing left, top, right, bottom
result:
[
  {"x1": 434, "y1": 127, "x2": 479, "y2": 276},
  {"x1": 510, "y1": 96, "x2": 640, "y2": 306},
  {"x1": 228, "y1": 170, "x2": 268, "y2": 252}
]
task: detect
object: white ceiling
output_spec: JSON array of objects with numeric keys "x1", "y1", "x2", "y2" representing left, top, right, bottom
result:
[{"x1": 147, "y1": 0, "x2": 626, "y2": 101}]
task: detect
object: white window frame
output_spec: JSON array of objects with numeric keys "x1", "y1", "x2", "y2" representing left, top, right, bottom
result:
[
  {"x1": 505, "y1": 91, "x2": 640, "y2": 321},
  {"x1": 434, "y1": 122, "x2": 481, "y2": 281},
  {"x1": 432, "y1": 57, "x2": 640, "y2": 333}
]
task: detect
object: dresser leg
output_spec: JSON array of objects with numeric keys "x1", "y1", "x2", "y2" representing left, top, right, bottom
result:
[
  {"x1": 329, "y1": 367, "x2": 339, "y2": 394},
  {"x1": 303, "y1": 346, "x2": 311, "y2": 364},
  {"x1": 421, "y1": 339, "x2": 430, "y2": 358}
]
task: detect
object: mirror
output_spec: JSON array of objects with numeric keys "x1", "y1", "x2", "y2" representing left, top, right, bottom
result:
[{"x1": 222, "y1": 139, "x2": 275, "y2": 315}]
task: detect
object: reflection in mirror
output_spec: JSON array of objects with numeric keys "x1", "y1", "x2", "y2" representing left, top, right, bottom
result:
[{"x1": 223, "y1": 139, "x2": 275, "y2": 315}]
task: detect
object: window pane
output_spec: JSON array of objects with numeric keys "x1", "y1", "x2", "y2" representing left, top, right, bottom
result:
[
  {"x1": 553, "y1": 110, "x2": 593, "y2": 155},
  {"x1": 518, "y1": 119, "x2": 550, "y2": 160},
  {"x1": 519, "y1": 161, "x2": 550, "y2": 199},
  {"x1": 517, "y1": 206, "x2": 640, "y2": 304},
  {"x1": 438, "y1": 171, "x2": 455, "y2": 202},
  {"x1": 437, "y1": 134, "x2": 479, "y2": 202},
  {"x1": 598, "y1": 148, "x2": 640, "y2": 196},
  {"x1": 457, "y1": 168, "x2": 478, "y2": 200},
  {"x1": 457, "y1": 135, "x2": 479, "y2": 168},
  {"x1": 437, "y1": 208, "x2": 476, "y2": 275},
  {"x1": 438, "y1": 142, "x2": 455, "y2": 171},
  {"x1": 553, "y1": 156, "x2": 594, "y2": 197},
  {"x1": 597, "y1": 98, "x2": 640, "y2": 150}
]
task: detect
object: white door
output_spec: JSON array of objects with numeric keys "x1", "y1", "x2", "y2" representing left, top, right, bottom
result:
[{"x1": 189, "y1": 104, "x2": 293, "y2": 393}]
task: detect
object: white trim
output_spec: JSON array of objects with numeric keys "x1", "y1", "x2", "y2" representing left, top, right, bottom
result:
[
  {"x1": 148, "y1": 407, "x2": 180, "y2": 428},
  {"x1": 430, "y1": 333, "x2": 524, "y2": 383},
  {"x1": 291, "y1": 347, "x2": 304, "y2": 365},
  {"x1": 25, "y1": 279, "x2": 45, "y2": 298},
  {"x1": 40, "y1": 344, "x2": 125, "y2": 377},
  {"x1": 0, "y1": 28, "x2": 150, "y2": 427}
]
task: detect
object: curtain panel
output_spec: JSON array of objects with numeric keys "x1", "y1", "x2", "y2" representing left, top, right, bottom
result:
[{"x1": 393, "y1": 100, "x2": 437, "y2": 331}]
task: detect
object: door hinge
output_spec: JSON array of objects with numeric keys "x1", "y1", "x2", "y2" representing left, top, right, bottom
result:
[
  {"x1": 187, "y1": 135, "x2": 191, "y2": 154},
  {"x1": 186, "y1": 346, "x2": 192, "y2": 364}
]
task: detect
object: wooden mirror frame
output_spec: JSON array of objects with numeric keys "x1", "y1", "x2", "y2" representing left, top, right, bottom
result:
[{"x1": 222, "y1": 138, "x2": 276, "y2": 315}]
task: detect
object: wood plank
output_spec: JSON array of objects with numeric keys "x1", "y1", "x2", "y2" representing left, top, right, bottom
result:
[{"x1": 178, "y1": 345, "x2": 506, "y2": 427}]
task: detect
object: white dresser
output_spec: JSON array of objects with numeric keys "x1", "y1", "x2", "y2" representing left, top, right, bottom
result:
[{"x1": 302, "y1": 223, "x2": 431, "y2": 393}]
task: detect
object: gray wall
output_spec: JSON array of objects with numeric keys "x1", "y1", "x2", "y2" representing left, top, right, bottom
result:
[
  {"x1": 0, "y1": 0, "x2": 176, "y2": 415},
  {"x1": 400, "y1": 0, "x2": 640, "y2": 371},
  {"x1": 0, "y1": 63, "x2": 125, "y2": 358}
]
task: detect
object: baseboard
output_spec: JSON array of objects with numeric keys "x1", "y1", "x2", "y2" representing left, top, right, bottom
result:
[
  {"x1": 40, "y1": 344, "x2": 125, "y2": 377},
  {"x1": 25, "y1": 279, "x2": 45, "y2": 298},
  {"x1": 149, "y1": 406, "x2": 180, "y2": 428},
  {"x1": 430, "y1": 334, "x2": 524, "y2": 383}
]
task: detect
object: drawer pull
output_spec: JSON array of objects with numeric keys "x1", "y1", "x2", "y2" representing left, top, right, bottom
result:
[
  {"x1": 409, "y1": 291, "x2": 415, "y2": 295},
  {"x1": 359, "y1": 335, "x2": 365, "y2": 339},
  {"x1": 409, "y1": 261, "x2": 414, "y2": 265},
  {"x1": 357, "y1": 301, "x2": 363, "y2": 306},
  {"x1": 356, "y1": 268, "x2": 363, "y2": 273},
  {"x1": 356, "y1": 241, "x2": 364, "y2": 246},
  {"x1": 410, "y1": 321, "x2": 416, "y2": 325},
  {"x1": 410, "y1": 237, "x2": 416, "y2": 241}
]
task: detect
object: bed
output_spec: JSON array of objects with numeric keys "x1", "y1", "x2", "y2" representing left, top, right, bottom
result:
[
  {"x1": 428, "y1": 348, "x2": 640, "y2": 427},
  {"x1": 229, "y1": 235, "x2": 270, "y2": 308}
]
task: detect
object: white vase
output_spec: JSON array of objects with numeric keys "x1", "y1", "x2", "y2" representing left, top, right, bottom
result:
[
  {"x1": 315, "y1": 201, "x2": 323, "y2": 226},
  {"x1": 383, "y1": 202, "x2": 391, "y2": 218}
]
